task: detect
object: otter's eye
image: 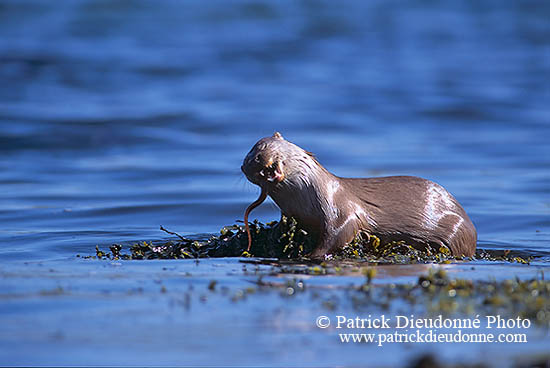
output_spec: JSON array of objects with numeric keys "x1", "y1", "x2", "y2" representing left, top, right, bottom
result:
[{"x1": 254, "y1": 156, "x2": 261, "y2": 163}]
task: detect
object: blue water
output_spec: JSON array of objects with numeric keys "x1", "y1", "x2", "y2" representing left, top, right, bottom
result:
[{"x1": 1, "y1": 0, "x2": 549, "y2": 366}]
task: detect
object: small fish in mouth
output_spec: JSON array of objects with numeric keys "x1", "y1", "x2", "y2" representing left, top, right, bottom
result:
[{"x1": 243, "y1": 188, "x2": 267, "y2": 252}]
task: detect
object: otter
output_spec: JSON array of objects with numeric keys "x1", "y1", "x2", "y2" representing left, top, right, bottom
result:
[{"x1": 241, "y1": 132, "x2": 477, "y2": 259}]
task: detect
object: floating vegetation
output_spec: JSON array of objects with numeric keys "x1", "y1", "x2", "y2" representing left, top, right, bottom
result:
[
  {"x1": 336, "y1": 230, "x2": 456, "y2": 263},
  {"x1": 84, "y1": 219, "x2": 550, "y2": 327},
  {"x1": 92, "y1": 217, "x2": 315, "y2": 260},
  {"x1": 88, "y1": 216, "x2": 533, "y2": 265},
  {"x1": 241, "y1": 269, "x2": 550, "y2": 327},
  {"x1": 376, "y1": 269, "x2": 550, "y2": 326}
]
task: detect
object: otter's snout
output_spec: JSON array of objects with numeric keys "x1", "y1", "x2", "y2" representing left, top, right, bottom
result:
[
  {"x1": 242, "y1": 154, "x2": 284, "y2": 186},
  {"x1": 242, "y1": 132, "x2": 288, "y2": 187}
]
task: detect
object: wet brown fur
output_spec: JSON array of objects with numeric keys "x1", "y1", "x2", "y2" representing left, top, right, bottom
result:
[{"x1": 241, "y1": 133, "x2": 477, "y2": 259}]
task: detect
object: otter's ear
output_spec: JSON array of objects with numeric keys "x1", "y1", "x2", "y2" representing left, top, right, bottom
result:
[{"x1": 272, "y1": 132, "x2": 283, "y2": 139}]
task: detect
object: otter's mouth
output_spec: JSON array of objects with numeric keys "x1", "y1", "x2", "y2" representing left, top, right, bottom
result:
[
  {"x1": 258, "y1": 159, "x2": 284, "y2": 183},
  {"x1": 242, "y1": 158, "x2": 285, "y2": 186}
]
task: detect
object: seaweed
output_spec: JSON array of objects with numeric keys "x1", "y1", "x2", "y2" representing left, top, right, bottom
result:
[
  {"x1": 240, "y1": 269, "x2": 550, "y2": 327},
  {"x1": 365, "y1": 269, "x2": 550, "y2": 326},
  {"x1": 92, "y1": 217, "x2": 316, "y2": 260},
  {"x1": 88, "y1": 216, "x2": 533, "y2": 265}
]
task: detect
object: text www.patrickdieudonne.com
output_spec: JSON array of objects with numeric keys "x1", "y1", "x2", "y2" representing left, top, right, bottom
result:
[{"x1": 315, "y1": 315, "x2": 530, "y2": 346}]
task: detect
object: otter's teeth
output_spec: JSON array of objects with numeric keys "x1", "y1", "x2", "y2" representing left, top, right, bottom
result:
[
  {"x1": 259, "y1": 169, "x2": 265, "y2": 177},
  {"x1": 267, "y1": 169, "x2": 284, "y2": 183}
]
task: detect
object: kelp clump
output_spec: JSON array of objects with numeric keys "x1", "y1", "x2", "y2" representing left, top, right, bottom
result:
[
  {"x1": 336, "y1": 231, "x2": 455, "y2": 263},
  {"x1": 98, "y1": 216, "x2": 452, "y2": 261},
  {"x1": 101, "y1": 217, "x2": 316, "y2": 260},
  {"x1": 91, "y1": 216, "x2": 532, "y2": 264}
]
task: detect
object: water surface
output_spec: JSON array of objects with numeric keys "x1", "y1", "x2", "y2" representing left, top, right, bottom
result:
[{"x1": 0, "y1": 0, "x2": 549, "y2": 366}]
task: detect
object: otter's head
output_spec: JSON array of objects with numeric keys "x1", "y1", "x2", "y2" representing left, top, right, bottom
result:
[
  {"x1": 241, "y1": 132, "x2": 287, "y2": 189},
  {"x1": 241, "y1": 132, "x2": 323, "y2": 193}
]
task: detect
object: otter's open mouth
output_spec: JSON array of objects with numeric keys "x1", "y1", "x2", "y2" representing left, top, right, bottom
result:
[{"x1": 258, "y1": 159, "x2": 284, "y2": 184}]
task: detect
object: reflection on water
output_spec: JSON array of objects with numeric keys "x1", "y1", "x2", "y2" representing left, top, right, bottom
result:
[{"x1": 0, "y1": 0, "x2": 549, "y2": 365}]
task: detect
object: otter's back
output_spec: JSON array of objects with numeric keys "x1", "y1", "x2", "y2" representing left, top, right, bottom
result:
[{"x1": 340, "y1": 176, "x2": 477, "y2": 256}]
